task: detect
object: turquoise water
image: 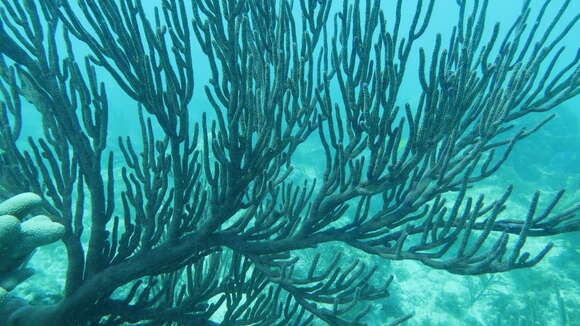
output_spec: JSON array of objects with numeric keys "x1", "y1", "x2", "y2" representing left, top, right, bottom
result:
[{"x1": 0, "y1": 0, "x2": 578, "y2": 325}]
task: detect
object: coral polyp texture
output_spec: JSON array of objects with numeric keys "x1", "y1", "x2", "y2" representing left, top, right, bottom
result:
[{"x1": 0, "y1": 0, "x2": 578, "y2": 325}]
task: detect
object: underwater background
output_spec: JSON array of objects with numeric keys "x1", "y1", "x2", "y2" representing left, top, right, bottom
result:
[{"x1": 5, "y1": 0, "x2": 579, "y2": 325}]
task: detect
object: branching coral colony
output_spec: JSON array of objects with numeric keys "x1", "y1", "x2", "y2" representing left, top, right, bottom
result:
[{"x1": 0, "y1": 0, "x2": 578, "y2": 325}]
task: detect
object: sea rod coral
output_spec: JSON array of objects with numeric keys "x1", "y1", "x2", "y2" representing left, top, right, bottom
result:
[{"x1": 0, "y1": 0, "x2": 578, "y2": 325}]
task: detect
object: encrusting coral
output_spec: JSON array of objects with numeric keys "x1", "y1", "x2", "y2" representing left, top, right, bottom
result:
[{"x1": 0, "y1": 193, "x2": 65, "y2": 304}]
